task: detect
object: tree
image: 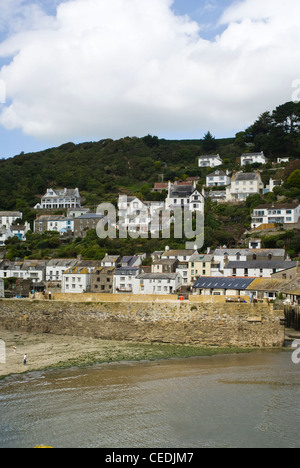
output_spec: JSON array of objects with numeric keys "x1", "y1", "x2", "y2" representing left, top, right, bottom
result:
[
  {"x1": 287, "y1": 170, "x2": 300, "y2": 189},
  {"x1": 142, "y1": 135, "x2": 159, "y2": 148},
  {"x1": 202, "y1": 131, "x2": 217, "y2": 153}
]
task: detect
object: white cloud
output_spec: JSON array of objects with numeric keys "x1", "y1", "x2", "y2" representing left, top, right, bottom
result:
[{"x1": 0, "y1": 0, "x2": 300, "y2": 142}]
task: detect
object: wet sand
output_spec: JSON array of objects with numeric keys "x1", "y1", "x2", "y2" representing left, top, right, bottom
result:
[
  {"x1": 0, "y1": 330, "x2": 125, "y2": 377},
  {"x1": 0, "y1": 329, "x2": 255, "y2": 378}
]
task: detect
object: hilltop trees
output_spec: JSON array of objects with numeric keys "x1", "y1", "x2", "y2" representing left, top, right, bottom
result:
[{"x1": 245, "y1": 101, "x2": 300, "y2": 159}]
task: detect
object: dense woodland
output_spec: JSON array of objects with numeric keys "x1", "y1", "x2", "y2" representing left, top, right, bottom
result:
[{"x1": 1, "y1": 100, "x2": 300, "y2": 260}]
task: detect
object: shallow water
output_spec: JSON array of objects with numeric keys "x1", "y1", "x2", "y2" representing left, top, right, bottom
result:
[{"x1": 0, "y1": 351, "x2": 299, "y2": 448}]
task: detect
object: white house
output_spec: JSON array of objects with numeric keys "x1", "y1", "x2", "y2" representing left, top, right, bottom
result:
[
  {"x1": 213, "y1": 249, "x2": 249, "y2": 271},
  {"x1": 100, "y1": 254, "x2": 121, "y2": 268},
  {"x1": 118, "y1": 196, "x2": 165, "y2": 235},
  {"x1": 34, "y1": 188, "x2": 81, "y2": 210},
  {"x1": 46, "y1": 259, "x2": 79, "y2": 283},
  {"x1": 10, "y1": 222, "x2": 31, "y2": 241},
  {"x1": 206, "y1": 170, "x2": 231, "y2": 187},
  {"x1": 226, "y1": 172, "x2": 264, "y2": 202},
  {"x1": 62, "y1": 266, "x2": 91, "y2": 293},
  {"x1": 165, "y1": 182, "x2": 205, "y2": 213},
  {"x1": 113, "y1": 267, "x2": 141, "y2": 294},
  {"x1": 0, "y1": 211, "x2": 22, "y2": 227},
  {"x1": 240, "y1": 152, "x2": 267, "y2": 166},
  {"x1": 265, "y1": 178, "x2": 283, "y2": 193},
  {"x1": 198, "y1": 155, "x2": 223, "y2": 168},
  {"x1": 162, "y1": 248, "x2": 197, "y2": 263},
  {"x1": 136, "y1": 272, "x2": 182, "y2": 295},
  {"x1": 277, "y1": 157, "x2": 289, "y2": 164},
  {"x1": 118, "y1": 196, "x2": 152, "y2": 235},
  {"x1": 224, "y1": 261, "x2": 297, "y2": 279},
  {"x1": 251, "y1": 203, "x2": 300, "y2": 229},
  {"x1": 213, "y1": 248, "x2": 287, "y2": 272},
  {"x1": 0, "y1": 260, "x2": 47, "y2": 283},
  {"x1": 47, "y1": 217, "x2": 74, "y2": 235},
  {"x1": 0, "y1": 226, "x2": 13, "y2": 246}
]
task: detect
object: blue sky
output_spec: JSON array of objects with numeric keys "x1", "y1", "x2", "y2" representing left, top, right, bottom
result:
[
  {"x1": 0, "y1": 0, "x2": 234, "y2": 159},
  {"x1": 0, "y1": 0, "x2": 300, "y2": 159}
]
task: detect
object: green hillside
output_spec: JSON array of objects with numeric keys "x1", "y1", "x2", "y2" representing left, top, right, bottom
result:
[{"x1": 1, "y1": 100, "x2": 300, "y2": 260}]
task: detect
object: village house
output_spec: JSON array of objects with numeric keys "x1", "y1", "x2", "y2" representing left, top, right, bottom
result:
[
  {"x1": 160, "y1": 248, "x2": 197, "y2": 286},
  {"x1": 188, "y1": 253, "x2": 217, "y2": 284},
  {"x1": 118, "y1": 196, "x2": 165, "y2": 235},
  {"x1": 240, "y1": 152, "x2": 267, "y2": 166},
  {"x1": 246, "y1": 278, "x2": 287, "y2": 301},
  {"x1": 279, "y1": 277, "x2": 300, "y2": 304},
  {"x1": 265, "y1": 178, "x2": 283, "y2": 193},
  {"x1": 67, "y1": 207, "x2": 90, "y2": 218},
  {"x1": 153, "y1": 182, "x2": 168, "y2": 193},
  {"x1": 113, "y1": 266, "x2": 141, "y2": 294},
  {"x1": 10, "y1": 222, "x2": 31, "y2": 241},
  {"x1": 62, "y1": 266, "x2": 91, "y2": 293},
  {"x1": 151, "y1": 259, "x2": 179, "y2": 274},
  {"x1": 0, "y1": 212, "x2": 29, "y2": 245},
  {"x1": 0, "y1": 225, "x2": 13, "y2": 246},
  {"x1": 118, "y1": 196, "x2": 152, "y2": 235},
  {"x1": 34, "y1": 188, "x2": 81, "y2": 210},
  {"x1": 0, "y1": 260, "x2": 47, "y2": 283},
  {"x1": 213, "y1": 248, "x2": 287, "y2": 272},
  {"x1": 223, "y1": 260, "x2": 297, "y2": 278},
  {"x1": 165, "y1": 181, "x2": 205, "y2": 213},
  {"x1": 120, "y1": 256, "x2": 142, "y2": 268},
  {"x1": 0, "y1": 211, "x2": 22, "y2": 227},
  {"x1": 100, "y1": 254, "x2": 121, "y2": 268},
  {"x1": 226, "y1": 172, "x2": 264, "y2": 202},
  {"x1": 277, "y1": 157, "x2": 290, "y2": 164},
  {"x1": 251, "y1": 203, "x2": 300, "y2": 229},
  {"x1": 161, "y1": 248, "x2": 197, "y2": 263},
  {"x1": 206, "y1": 170, "x2": 231, "y2": 187},
  {"x1": 73, "y1": 213, "x2": 103, "y2": 238},
  {"x1": 205, "y1": 189, "x2": 227, "y2": 204},
  {"x1": 192, "y1": 276, "x2": 254, "y2": 297},
  {"x1": 213, "y1": 249, "x2": 248, "y2": 271},
  {"x1": 136, "y1": 272, "x2": 182, "y2": 295},
  {"x1": 198, "y1": 154, "x2": 223, "y2": 168},
  {"x1": 46, "y1": 259, "x2": 78, "y2": 284},
  {"x1": 34, "y1": 215, "x2": 74, "y2": 235},
  {"x1": 91, "y1": 266, "x2": 115, "y2": 293}
]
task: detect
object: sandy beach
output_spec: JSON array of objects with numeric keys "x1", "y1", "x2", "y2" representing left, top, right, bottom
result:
[
  {"x1": 0, "y1": 329, "x2": 255, "y2": 379},
  {"x1": 0, "y1": 330, "x2": 126, "y2": 378}
]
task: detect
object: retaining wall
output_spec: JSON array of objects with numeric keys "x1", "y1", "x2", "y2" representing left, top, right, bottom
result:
[{"x1": 0, "y1": 299, "x2": 285, "y2": 348}]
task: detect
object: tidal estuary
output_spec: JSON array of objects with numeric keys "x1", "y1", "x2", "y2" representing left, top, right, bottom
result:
[{"x1": 0, "y1": 351, "x2": 299, "y2": 448}]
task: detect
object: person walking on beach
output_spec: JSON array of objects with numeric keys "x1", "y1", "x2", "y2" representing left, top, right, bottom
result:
[
  {"x1": 49, "y1": 290, "x2": 52, "y2": 300},
  {"x1": 23, "y1": 354, "x2": 27, "y2": 366}
]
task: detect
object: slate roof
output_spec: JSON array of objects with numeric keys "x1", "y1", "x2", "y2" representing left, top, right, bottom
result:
[
  {"x1": 192, "y1": 277, "x2": 255, "y2": 290},
  {"x1": 114, "y1": 267, "x2": 140, "y2": 276},
  {"x1": 136, "y1": 273, "x2": 178, "y2": 280}
]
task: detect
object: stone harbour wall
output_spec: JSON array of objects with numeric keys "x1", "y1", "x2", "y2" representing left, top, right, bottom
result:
[{"x1": 0, "y1": 299, "x2": 285, "y2": 348}]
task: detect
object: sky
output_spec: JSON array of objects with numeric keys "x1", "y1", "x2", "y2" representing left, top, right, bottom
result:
[{"x1": 0, "y1": 0, "x2": 300, "y2": 159}]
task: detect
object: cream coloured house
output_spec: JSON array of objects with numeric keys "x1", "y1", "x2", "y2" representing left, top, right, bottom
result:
[{"x1": 226, "y1": 172, "x2": 264, "y2": 202}]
